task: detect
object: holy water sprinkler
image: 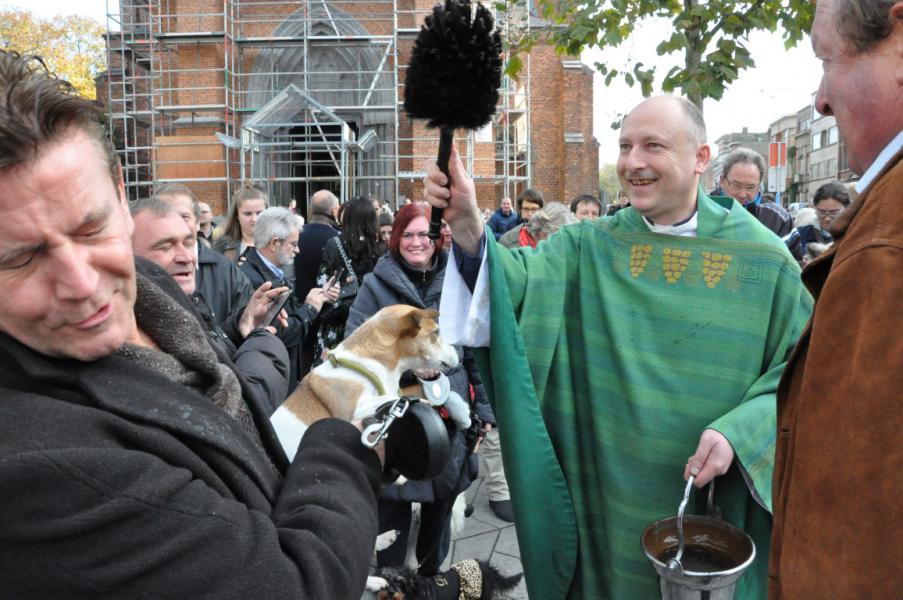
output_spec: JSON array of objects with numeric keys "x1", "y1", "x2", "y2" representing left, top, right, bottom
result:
[{"x1": 404, "y1": 0, "x2": 503, "y2": 240}]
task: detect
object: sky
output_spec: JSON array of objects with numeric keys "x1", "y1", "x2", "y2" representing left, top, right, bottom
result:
[
  {"x1": 583, "y1": 17, "x2": 822, "y2": 164},
  {"x1": 15, "y1": 1, "x2": 823, "y2": 165}
]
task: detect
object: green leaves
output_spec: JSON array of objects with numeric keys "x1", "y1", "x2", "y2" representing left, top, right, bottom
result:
[
  {"x1": 518, "y1": 0, "x2": 815, "y2": 110},
  {"x1": 504, "y1": 53, "x2": 524, "y2": 80},
  {"x1": 0, "y1": 9, "x2": 105, "y2": 99}
]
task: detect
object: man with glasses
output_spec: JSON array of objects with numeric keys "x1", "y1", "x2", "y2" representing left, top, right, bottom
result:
[
  {"x1": 719, "y1": 147, "x2": 803, "y2": 262},
  {"x1": 241, "y1": 207, "x2": 337, "y2": 387}
]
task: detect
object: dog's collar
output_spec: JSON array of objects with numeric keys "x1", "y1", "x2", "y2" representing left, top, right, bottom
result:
[{"x1": 326, "y1": 352, "x2": 395, "y2": 396}]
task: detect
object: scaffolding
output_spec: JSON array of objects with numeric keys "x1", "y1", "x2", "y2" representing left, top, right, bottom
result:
[{"x1": 105, "y1": 0, "x2": 531, "y2": 211}]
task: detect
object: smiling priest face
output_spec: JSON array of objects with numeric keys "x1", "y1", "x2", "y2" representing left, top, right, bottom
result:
[{"x1": 616, "y1": 96, "x2": 711, "y2": 226}]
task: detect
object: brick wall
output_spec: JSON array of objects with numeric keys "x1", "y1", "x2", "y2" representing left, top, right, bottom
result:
[
  {"x1": 101, "y1": 0, "x2": 599, "y2": 214},
  {"x1": 528, "y1": 45, "x2": 599, "y2": 205}
]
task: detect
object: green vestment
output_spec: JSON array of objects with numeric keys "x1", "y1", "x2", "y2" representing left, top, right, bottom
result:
[{"x1": 474, "y1": 191, "x2": 813, "y2": 599}]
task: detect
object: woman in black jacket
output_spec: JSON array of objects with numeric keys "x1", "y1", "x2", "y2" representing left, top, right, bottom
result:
[
  {"x1": 313, "y1": 196, "x2": 384, "y2": 365},
  {"x1": 345, "y1": 203, "x2": 489, "y2": 576},
  {"x1": 798, "y1": 182, "x2": 851, "y2": 265}
]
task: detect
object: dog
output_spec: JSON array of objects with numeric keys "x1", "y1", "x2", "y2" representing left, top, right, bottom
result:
[
  {"x1": 364, "y1": 559, "x2": 522, "y2": 600},
  {"x1": 271, "y1": 305, "x2": 460, "y2": 461},
  {"x1": 271, "y1": 304, "x2": 472, "y2": 596}
]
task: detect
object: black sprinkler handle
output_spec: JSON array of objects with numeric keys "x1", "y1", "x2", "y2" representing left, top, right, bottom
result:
[{"x1": 430, "y1": 127, "x2": 455, "y2": 240}]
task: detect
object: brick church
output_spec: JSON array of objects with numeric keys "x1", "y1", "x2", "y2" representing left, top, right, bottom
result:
[{"x1": 98, "y1": 0, "x2": 598, "y2": 215}]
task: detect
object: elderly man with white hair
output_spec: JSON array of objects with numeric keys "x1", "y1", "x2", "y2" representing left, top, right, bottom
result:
[{"x1": 240, "y1": 206, "x2": 337, "y2": 387}]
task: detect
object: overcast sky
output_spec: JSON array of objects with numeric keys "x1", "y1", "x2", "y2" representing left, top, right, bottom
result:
[
  {"x1": 16, "y1": 1, "x2": 822, "y2": 164},
  {"x1": 585, "y1": 18, "x2": 822, "y2": 164}
]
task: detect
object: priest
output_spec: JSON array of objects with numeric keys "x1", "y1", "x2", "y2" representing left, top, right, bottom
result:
[{"x1": 423, "y1": 95, "x2": 812, "y2": 600}]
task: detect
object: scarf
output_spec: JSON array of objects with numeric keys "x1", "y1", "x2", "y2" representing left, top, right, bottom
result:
[
  {"x1": 116, "y1": 275, "x2": 264, "y2": 448},
  {"x1": 518, "y1": 226, "x2": 537, "y2": 248}
]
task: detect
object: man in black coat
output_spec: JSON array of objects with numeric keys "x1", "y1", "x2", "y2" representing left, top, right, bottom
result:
[
  {"x1": 131, "y1": 199, "x2": 293, "y2": 414},
  {"x1": 241, "y1": 206, "x2": 338, "y2": 388},
  {"x1": 717, "y1": 147, "x2": 804, "y2": 263},
  {"x1": 153, "y1": 182, "x2": 256, "y2": 345},
  {"x1": 293, "y1": 189, "x2": 340, "y2": 301},
  {"x1": 0, "y1": 50, "x2": 382, "y2": 599},
  {"x1": 292, "y1": 190, "x2": 340, "y2": 377}
]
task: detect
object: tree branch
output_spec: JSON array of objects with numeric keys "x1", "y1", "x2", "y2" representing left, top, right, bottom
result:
[{"x1": 701, "y1": 0, "x2": 768, "y2": 48}]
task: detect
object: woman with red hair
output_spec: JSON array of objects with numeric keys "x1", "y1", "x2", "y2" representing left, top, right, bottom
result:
[{"x1": 345, "y1": 203, "x2": 491, "y2": 577}]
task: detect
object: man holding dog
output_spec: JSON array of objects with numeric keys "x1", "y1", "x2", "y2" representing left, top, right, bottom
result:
[
  {"x1": 769, "y1": 1, "x2": 903, "y2": 597},
  {"x1": 0, "y1": 51, "x2": 382, "y2": 599},
  {"x1": 425, "y1": 95, "x2": 812, "y2": 599}
]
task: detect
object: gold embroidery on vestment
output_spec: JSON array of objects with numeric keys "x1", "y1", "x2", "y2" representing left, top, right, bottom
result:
[
  {"x1": 662, "y1": 248, "x2": 691, "y2": 283},
  {"x1": 630, "y1": 244, "x2": 652, "y2": 278},
  {"x1": 702, "y1": 251, "x2": 732, "y2": 288}
]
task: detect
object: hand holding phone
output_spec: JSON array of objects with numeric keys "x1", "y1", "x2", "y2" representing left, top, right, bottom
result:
[
  {"x1": 322, "y1": 273, "x2": 340, "y2": 304},
  {"x1": 262, "y1": 288, "x2": 293, "y2": 326},
  {"x1": 333, "y1": 266, "x2": 347, "y2": 287}
]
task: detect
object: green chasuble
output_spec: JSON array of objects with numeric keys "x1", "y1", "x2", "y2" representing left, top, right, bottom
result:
[{"x1": 474, "y1": 190, "x2": 813, "y2": 600}]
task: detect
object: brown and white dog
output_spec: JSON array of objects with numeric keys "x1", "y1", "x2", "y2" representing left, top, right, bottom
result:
[{"x1": 271, "y1": 304, "x2": 460, "y2": 461}]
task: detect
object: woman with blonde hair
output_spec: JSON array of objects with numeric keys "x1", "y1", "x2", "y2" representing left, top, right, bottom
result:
[{"x1": 213, "y1": 183, "x2": 268, "y2": 263}]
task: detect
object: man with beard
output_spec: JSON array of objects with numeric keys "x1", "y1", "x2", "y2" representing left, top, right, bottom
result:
[{"x1": 241, "y1": 206, "x2": 338, "y2": 388}]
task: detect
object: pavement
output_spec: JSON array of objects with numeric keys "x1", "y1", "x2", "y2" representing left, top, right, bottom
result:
[{"x1": 444, "y1": 453, "x2": 529, "y2": 599}]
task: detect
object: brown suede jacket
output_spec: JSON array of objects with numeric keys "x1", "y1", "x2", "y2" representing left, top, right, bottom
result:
[{"x1": 769, "y1": 150, "x2": 903, "y2": 598}]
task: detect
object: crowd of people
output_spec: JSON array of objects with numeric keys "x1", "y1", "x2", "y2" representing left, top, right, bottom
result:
[{"x1": 0, "y1": 0, "x2": 898, "y2": 598}]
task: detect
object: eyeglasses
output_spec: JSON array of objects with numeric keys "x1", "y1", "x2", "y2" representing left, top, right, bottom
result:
[
  {"x1": 725, "y1": 179, "x2": 760, "y2": 194},
  {"x1": 401, "y1": 232, "x2": 432, "y2": 241},
  {"x1": 816, "y1": 208, "x2": 844, "y2": 218}
]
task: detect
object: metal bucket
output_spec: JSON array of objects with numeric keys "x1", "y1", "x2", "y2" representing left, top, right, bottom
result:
[{"x1": 641, "y1": 478, "x2": 756, "y2": 600}]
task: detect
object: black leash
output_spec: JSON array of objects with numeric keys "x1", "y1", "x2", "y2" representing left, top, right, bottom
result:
[{"x1": 413, "y1": 410, "x2": 484, "y2": 572}]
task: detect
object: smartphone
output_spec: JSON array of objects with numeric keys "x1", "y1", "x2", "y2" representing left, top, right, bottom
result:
[
  {"x1": 332, "y1": 266, "x2": 347, "y2": 287},
  {"x1": 262, "y1": 288, "x2": 293, "y2": 326}
]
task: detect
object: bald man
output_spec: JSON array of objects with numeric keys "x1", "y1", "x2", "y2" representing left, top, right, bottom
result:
[{"x1": 424, "y1": 95, "x2": 812, "y2": 599}]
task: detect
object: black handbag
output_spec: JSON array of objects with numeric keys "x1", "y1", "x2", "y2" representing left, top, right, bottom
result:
[{"x1": 333, "y1": 239, "x2": 359, "y2": 301}]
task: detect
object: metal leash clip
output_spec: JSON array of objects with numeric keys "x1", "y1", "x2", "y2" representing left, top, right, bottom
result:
[{"x1": 361, "y1": 397, "x2": 412, "y2": 449}]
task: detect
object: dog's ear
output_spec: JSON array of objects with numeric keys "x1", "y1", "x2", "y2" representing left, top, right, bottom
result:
[
  {"x1": 412, "y1": 308, "x2": 439, "y2": 330},
  {"x1": 391, "y1": 307, "x2": 438, "y2": 338},
  {"x1": 386, "y1": 307, "x2": 421, "y2": 339}
]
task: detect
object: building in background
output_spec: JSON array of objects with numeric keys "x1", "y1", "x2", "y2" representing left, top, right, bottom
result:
[
  {"x1": 767, "y1": 113, "x2": 797, "y2": 203},
  {"x1": 807, "y1": 111, "x2": 840, "y2": 197},
  {"x1": 96, "y1": 0, "x2": 598, "y2": 215},
  {"x1": 790, "y1": 103, "x2": 812, "y2": 205}
]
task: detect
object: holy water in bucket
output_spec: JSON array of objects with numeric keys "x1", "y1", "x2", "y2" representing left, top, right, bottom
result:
[{"x1": 642, "y1": 514, "x2": 756, "y2": 600}]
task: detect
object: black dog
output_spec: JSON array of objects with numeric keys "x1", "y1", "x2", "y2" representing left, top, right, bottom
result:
[{"x1": 372, "y1": 560, "x2": 522, "y2": 600}]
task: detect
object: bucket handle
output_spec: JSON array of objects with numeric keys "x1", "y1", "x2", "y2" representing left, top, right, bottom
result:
[
  {"x1": 668, "y1": 476, "x2": 723, "y2": 574},
  {"x1": 667, "y1": 475, "x2": 695, "y2": 573},
  {"x1": 707, "y1": 477, "x2": 723, "y2": 519}
]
